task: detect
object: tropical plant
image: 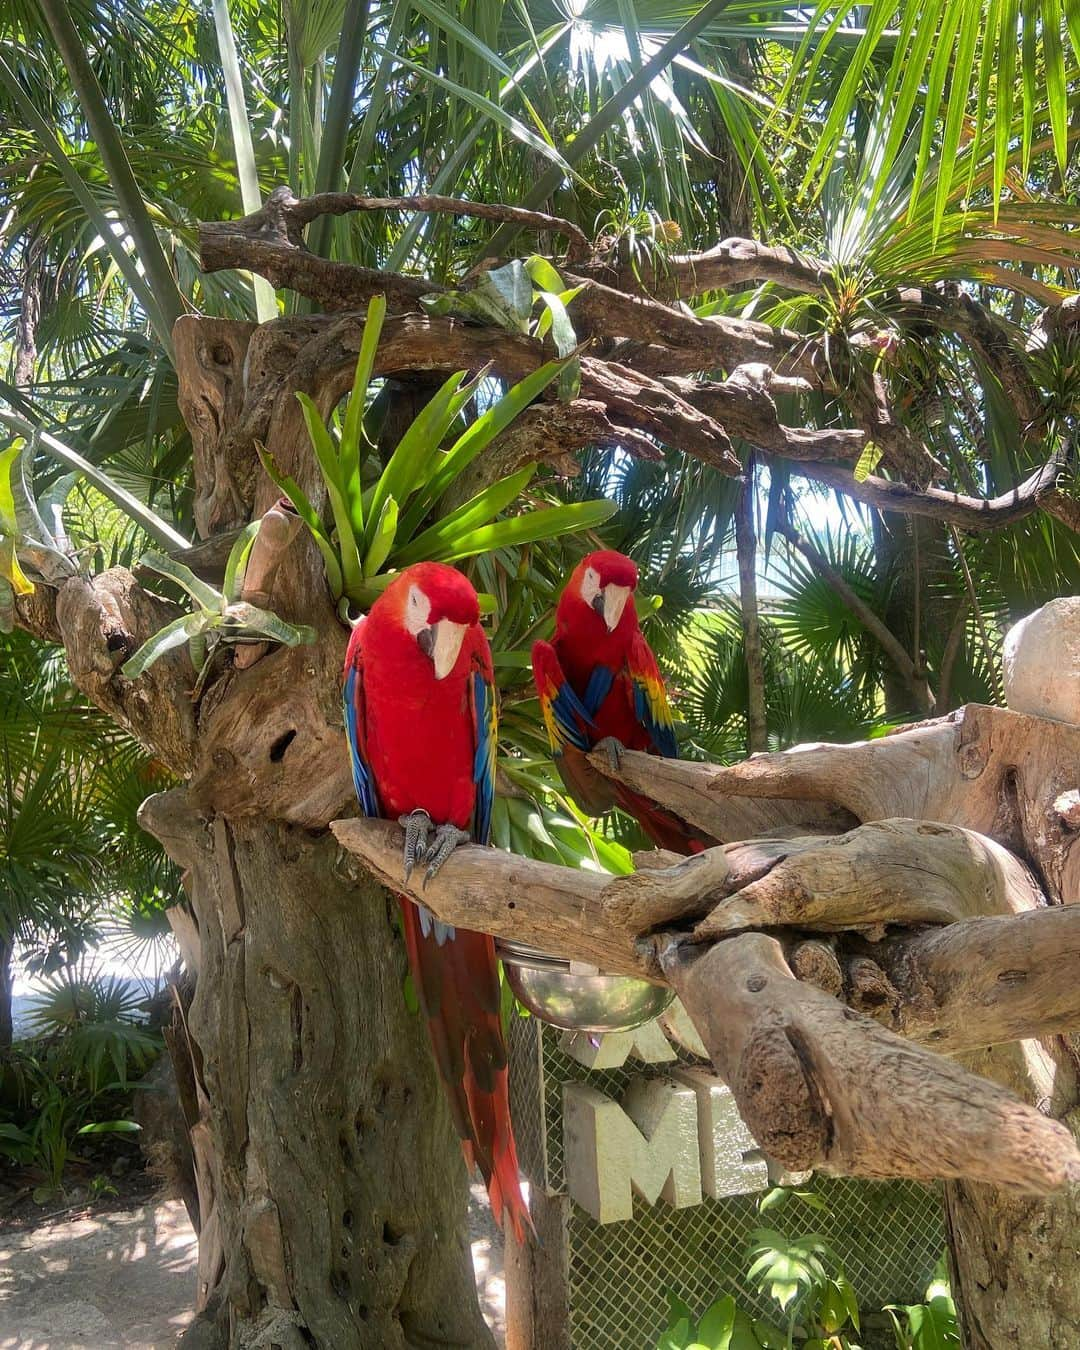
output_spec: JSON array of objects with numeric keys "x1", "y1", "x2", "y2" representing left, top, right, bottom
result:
[
  {"x1": 261, "y1": 292, "x2": 613, "y2": 614},
  {"x1": 0, "y1": 1037, "x2": 149, "y2": 1203},
  {"x1": 0, "y1": 623, "x2": 182, "y2": 1046},
  {"x1": 120, "y1": 546, "x2": 316, "y2": 685}
]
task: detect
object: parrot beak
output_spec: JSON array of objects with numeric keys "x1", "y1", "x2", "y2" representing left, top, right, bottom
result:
[
  {"x1": 430, "y1": 620, "x2": 467, "y2": 680},
  {"x1": 602, "y1": 585, "x2": 631, "y2": 633}
]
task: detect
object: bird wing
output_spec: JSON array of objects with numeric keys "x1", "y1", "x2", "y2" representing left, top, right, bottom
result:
[
  {"x1": 626, "y1": 629, "x2": 678, "y2": 758},
  {"x1": 468, "y1": 638, "x2": 498, "y2": 846},
  {"x1": 531, "y1": 639, "x2": 597, "y2": 752},
  {"x1": 342, "y1": 621, "x2": 381, "y2": 816}
]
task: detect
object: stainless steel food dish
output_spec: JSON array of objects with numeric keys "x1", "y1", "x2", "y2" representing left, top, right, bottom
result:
[{"x1": 497, "y1": 939, "x2": 674, "y2": 1034}]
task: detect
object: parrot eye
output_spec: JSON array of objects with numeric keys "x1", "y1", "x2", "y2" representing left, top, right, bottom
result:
[{"x1": 405, "y1": 585, "x2": 431, "y2": 636}]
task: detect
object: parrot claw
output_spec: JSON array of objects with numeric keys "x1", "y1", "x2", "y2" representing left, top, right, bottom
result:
[
  {"x1": 398, "y1": 809, "x2": 433, "y2": 884},
  {"x1": 594, "y1": 736, "x2": 625, "y2": 774},
  {"x1": 422, "y1": 823, "x2": 471, "y2": 887}
]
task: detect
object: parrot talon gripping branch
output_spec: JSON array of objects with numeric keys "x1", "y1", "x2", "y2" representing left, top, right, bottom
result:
[
  {"x1": 10, "y1": 184, "x2": 1080, "y2": 1348},
  {"x1": 398, "y1": 807, "x2": 433, "y2": 884}
]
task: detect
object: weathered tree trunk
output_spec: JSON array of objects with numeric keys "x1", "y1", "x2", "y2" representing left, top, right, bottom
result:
[
  {"x1": 946, "y1": 1102, "x2": 1080, "y2": 1348},
  {"x1": 0, "y1": 935, "x2": 15, "y2": 1049},
  {"x1": 142, "y1": 790, "x2": 492, "y2": 1348}
]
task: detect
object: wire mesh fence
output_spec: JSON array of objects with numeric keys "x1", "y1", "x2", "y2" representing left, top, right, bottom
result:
[{"x1": 508, "y1": 1013, "x2": 945, "y2": 1350}]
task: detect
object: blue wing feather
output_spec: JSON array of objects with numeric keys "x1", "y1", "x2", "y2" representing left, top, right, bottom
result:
[
  {"x1": 343, "y1": 661, "x2": 381, "y2": 817},
  {"x1": 549, "y1": 678, "x2": 596, "y2": 751},
  {"x1": 633, "y1": 679, "x2": 678, "y2": 758},
  {"x1": 471, "y1": 663, "x2": 497, "y2": 845},
  {"x1": 627, "y1": 631, "x2": 679, "y2": 759},
  {"x1": 582, "y1": 664, "x2": 615, "y2": 718}
]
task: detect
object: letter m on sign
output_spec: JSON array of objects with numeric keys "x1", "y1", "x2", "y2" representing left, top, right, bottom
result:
[{"x1": 562, "y1": 1079, "x2": 702, "y2": 1224}]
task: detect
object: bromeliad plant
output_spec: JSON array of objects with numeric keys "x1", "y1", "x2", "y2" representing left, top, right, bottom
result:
[
  {"x1": 120, "y1": 536, "x2": 315, "y2": 686},
  {"x1": 260, "y1": 293, "x2": 613, "y2": 613},
  {"x1": 421, "y1": 258, "x2": 585, "y2": 399}
]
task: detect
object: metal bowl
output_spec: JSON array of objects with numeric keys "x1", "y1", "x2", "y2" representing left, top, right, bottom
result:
[{"x1": 497, "y1": 939, "x2": 674, "y2": 1034}]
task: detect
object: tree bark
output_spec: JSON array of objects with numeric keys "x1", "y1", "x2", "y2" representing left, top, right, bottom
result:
[
  {"x1": 734, "y1": 461, "x2": 768, "y2": 753},
  {"x1": 946, "y1": 1166, "x2": 1080, "y2": 1349},
  {"x1": 0, "y1": 936, "x2": 15, "y2": 1050},
  {"x1": 141, "y1": 789, "x2": 492, "y2": 1349}
]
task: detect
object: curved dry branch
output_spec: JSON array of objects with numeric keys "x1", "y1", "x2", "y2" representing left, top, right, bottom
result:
[
  {"x1": 585, "y1": 704, "x2": 1080, "y2": 905},
  {"x1": 330, "y1": 816, "x2": 630, "y2": 970},
  {"x1": 797, "y1": 453, "x2": 1070, "y2": 533},
  {"x1": 287, "y1": 191, "x2": 591, "y2": 259},
  {"x1": 658, "y1": 933, "x2": 1079, "y2": 1195},
  {"x1": 576, "y1": 237, "x2": 829, "y2": 302}
]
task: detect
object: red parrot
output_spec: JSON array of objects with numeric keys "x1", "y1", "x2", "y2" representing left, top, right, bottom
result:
[
  {"x1": 532, "y1": 549, "x2": 711, "y2": 856},
  {"x1": 343, "y1": 562, "x2": 530, "y2": 1242}
]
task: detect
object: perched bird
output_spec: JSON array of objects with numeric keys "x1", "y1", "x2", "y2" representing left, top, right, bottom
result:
[
  {"x1": 532, "y1": 549, "x2": 709, "y2": 855},
  {"x1": 343, "y1": 562, "x2": 530, "y2": 1242}
]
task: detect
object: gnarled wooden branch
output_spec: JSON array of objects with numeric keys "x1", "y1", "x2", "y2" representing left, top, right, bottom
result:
[
  {"x1": 191, "y1": 197, "x2": 1080, "y2": 539},
  {"x1": 670, "y1": 366, "x2": 867, "y2": 463},
  {"x1": 585, "y1": 703, "x2": 1080, "y2": 901},
  {"x1": 201, "y1": 185, "x2": 590, "y2": 268},
  {"x1": 658, "y1": 934, "x2": 1079, "y2": 1194},
  {"x1": 576, "y1": 237, "x2": 830, "y2": 302},
  {"x1": 845, "y1": 904, "x2": 1080, "y2": 1050},
  {"x1": 331, "y1": 812, "x2": 1080, "y2": 1193},
  {"x1": 798, "y1": 452, "x2": 1070, "y2": 533}
]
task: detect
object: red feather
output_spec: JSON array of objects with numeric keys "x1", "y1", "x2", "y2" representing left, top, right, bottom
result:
[{"x1": 345, "y1": 565, "x2": 531, "y2": 1242}]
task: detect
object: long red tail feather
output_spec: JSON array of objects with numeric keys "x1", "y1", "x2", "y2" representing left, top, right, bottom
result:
[
  {"x1": 611, "y1": 782, "x2": 711, "y2": 856},
  {"x1": 398, "y1": 897, "x2": 532, "y2": 1243}
]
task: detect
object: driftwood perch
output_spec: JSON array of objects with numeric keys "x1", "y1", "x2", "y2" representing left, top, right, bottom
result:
[{"x1": 334, "y1": 611, "x2": 1080, "y2": 1199}]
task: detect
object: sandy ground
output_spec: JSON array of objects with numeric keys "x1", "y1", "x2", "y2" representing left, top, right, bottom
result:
[{"x1": 0, "y1": 1187, "x2": 505, "y2": 1349}]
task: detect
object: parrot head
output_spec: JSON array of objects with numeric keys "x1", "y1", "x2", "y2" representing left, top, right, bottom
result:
[
  {"x1": 564, "y1": 549, "x2": 639, "y2": 634},
  {"x1": 377, "y1": 561, "x2": 481, "y2": 680}
]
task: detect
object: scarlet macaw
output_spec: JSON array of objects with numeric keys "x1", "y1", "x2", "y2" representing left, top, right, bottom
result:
[
  {"x1": 343, "y1": 562, "x2": 530, "y2": 1242},
  {"x1": 532, "y1": 549, "x2": 710, "y2": 855}
]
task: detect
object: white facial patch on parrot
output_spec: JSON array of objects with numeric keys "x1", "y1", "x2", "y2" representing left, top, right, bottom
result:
[
  {"x1": 405, "y1": 584, "x2": 432, "y2": 636},
  {"x1": 581, "y1": 566, "x2": 601, "y2": 606}
]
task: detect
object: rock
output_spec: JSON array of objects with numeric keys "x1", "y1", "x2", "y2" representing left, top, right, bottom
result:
[{"x1": 1003, "y1": 598, "x2": 1080, "y2": 725}]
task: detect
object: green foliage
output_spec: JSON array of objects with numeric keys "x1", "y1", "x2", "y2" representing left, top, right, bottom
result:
[
  {"x1": 121, "y1": 543, "x2": 316, "y2": 684},
  {"x1": 422, "y1": 257, "x2": 584, "y2": 399},
  {"x1": 885, "y1": 1261, "x2": 961, "y2": 1349},
  {"x1": 0, "y1": 626, "x2": 183, "y2": 1011},
  {"x1": 655, "y1": 1206, "x2": 959, "y2": 1350},
  {"x1": 745, "y1": 1228, "x2": 859, "y2": 1347},
  {"x1": 0, "y1": 969, "x2": 158, "y2": 1202},
  {"x1": 654, "y1": 1179, "x2": 963, "y2": 1350},
  {"x1": 23, "y1": 971, "x2": 161, "y2": 1090}
]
